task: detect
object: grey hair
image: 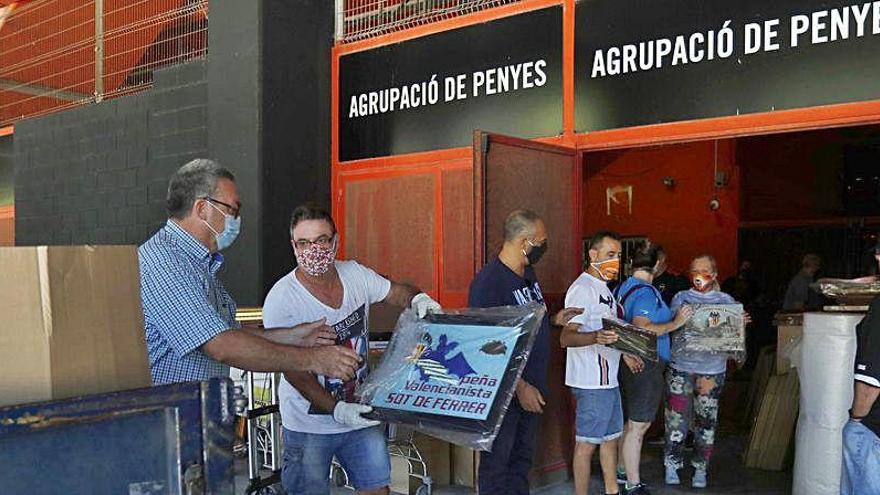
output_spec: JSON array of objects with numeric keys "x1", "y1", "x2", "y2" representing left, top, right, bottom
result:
[
  {"x1": 166, "y1": 158, "x2": 235, "y2": 219},
  {"x1": 503, "y1": 209, "x2": 541, "y2": 242}
]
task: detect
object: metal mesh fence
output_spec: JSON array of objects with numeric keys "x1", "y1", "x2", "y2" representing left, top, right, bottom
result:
[
  {"x1": 0, "y1": 0, "x2": 208, "y2": 127},
  {"x1": 337, "y1": 0, "x2": 524, "y2": 43}
]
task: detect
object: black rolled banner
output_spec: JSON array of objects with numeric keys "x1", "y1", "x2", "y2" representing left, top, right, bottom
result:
[
  {"x1": 576, "y1": 0, "x2": 880, "y2": 132},
  {"x1": 339, "y1": 6, "x2": 564, "y2": 162}
]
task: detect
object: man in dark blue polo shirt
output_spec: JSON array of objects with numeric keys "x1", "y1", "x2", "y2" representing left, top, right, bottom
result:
[{"x1": 468, "y1": 209, "x2": 580, "y2": 495}]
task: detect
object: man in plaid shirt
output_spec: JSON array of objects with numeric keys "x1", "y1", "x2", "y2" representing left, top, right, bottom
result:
[{"x1": 140, "y1": 158, "x2": 359, "y2": 385}]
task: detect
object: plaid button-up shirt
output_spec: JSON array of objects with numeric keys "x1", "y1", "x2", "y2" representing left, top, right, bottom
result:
[{"x1": 139, "y1": 219, "x2": 239, "y2": 384}]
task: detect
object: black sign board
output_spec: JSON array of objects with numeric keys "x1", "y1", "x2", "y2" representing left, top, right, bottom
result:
[
  {"x1": 339, "y1": 7, "x2": 563, "y2": 162},
  {"x1": 576, "y1": 0, "x2": 880, "y2": 131}
]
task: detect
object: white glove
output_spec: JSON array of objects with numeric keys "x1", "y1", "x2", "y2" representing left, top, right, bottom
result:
[
  {"x1": 333, "y1": 401, "x2": 380, "y2": 428},
  {"x1": 411, "y1": 292, "x2": 442, "y2": 318}
]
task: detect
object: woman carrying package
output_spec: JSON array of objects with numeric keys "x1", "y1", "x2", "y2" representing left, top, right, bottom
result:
[
  {"x1": 664, "y1": 255, "x2": 746, "y2": 489},
  {"x1": 613, "y1": 243, "x2": 692, "y2": 495}
]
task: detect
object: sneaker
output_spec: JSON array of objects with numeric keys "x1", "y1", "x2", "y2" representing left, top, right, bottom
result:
[
  {"x1": 692, "y1": 469, "x2": 707, "y2": 488},
  {"x1": 665, "y1": 465, "x2": 680, "y2": 485},
  {"x1": 624, "y1": 482, "x2": 651, "y2": 494},
  {"x1": 616, "y1": 467, "x2": 627, "y2": 485}
]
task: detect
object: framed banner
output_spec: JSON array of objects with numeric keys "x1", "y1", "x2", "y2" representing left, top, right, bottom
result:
[
  {"x1": 358, "y1": 304, "x2": 545, "y2": 450},
  {"x1": 674, "y1": 303, "x2": 746, "y2": 354}
]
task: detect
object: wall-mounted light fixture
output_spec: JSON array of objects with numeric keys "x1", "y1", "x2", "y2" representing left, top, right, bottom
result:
[{"x1": 710, "y1": 140, "x2": 723, "y2": 210}]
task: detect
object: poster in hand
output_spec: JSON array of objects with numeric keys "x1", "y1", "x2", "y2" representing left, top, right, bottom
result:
[
  {"x1": 677, "y1": 304, "x2": 746, "y2": 353},
  {"x1": 602, "y1": 317, "x2": 659, "y2": 361},
  {"x1": 357, "y1": 304, "x2": 545, "y2": 451}
]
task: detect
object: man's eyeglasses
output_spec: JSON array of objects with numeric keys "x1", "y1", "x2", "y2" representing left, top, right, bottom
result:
[
  {"x1": 202, "y1": 197, "x2": 241, "y2": 219},
  {"x1": 294, "y1": 235, "x2": 336, "y2": 250}
]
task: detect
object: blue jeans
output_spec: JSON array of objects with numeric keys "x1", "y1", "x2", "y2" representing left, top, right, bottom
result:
[
  {"x1": 842, "y1": 420, "x2": 880, "y2": 495},
  {"x1": 478, "y1": 400, "x2": 539, "y2": 495},
  {"x1": 282, "y1": 426, "x2": 390, "y2": 495}
]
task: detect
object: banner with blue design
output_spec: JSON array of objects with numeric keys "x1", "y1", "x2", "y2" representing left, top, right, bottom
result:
[
  {"x1": 357, "y1": 304, "x2": 546, "y2": 451},
  {"x1": 369, "y1": 323, "x2": 519, "y2": 420}
]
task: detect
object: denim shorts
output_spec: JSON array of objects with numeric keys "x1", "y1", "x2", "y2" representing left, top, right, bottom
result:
[
  {"x1": 573, "y1": 387, "x2": 623, "y2": 445},
  {"x1": 282, "y1": 426, "x2": 391, "y2": 495}
]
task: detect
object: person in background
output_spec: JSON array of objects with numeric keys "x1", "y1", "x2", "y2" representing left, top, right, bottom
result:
[
  {"x1": 841, "y1": 240, "x2": 880, "y2": 494},
  {"x1": 468, "y1": 209, "x2": 582, "y2": 495},
  {"x1": 561, "y1": 230, "x2": 641, "y2": 495},
  {"x1": 614, "y1": 243, "x2": 693, "y2": 495},
  {"x1": 139, "y1": 159, "x2": 359, "y2": 386},
  {"x1": 664, "y1": 255, "x2": 747, "y2": 489},
  {"x1": 652, "y1": 247, "x2": 690, "y2": 306},
  {"x1": 262, "y1": 204, "x2": 441, "y2": 495},
  {"x1": 721, "y1": 260, "x2": 761, "y2": 309},
  {"x1": 782, "y1": 253, "x2": 822, "y2": 311}
]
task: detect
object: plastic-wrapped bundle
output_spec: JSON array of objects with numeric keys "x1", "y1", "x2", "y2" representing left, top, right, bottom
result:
[
  {"x1": 602, "y1": 317, "x2": 659, "y2": 361},
  {"x1": 793, "y1": 312, "x2": 860, "y2": 495},
  {"x1": 356, "y1": 303, "x2": 545, "y2": 451},
  {"x1": 671, "y1": 304, "x2": 746, "y2": 363},
  {"x1": 811, "y1": 276, "x2": 880, "y2": 305}
]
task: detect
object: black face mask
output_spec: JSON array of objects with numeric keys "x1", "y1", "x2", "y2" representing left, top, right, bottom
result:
[{"x1": 526, "y1": 241, "x2": 548, "y2": 265}]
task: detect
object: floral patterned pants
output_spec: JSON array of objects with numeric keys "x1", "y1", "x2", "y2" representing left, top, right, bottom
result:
[{"x1": 663, "y1": 368, "x2": 726, "y2": 471}]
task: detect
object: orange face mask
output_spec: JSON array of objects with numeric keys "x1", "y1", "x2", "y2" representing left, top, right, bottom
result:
[
  {"x1": 690, "y1": 271, "x2": 715, "y2": 292},
  {"x1": 591, "y1": 258, "x2": 620, "y2": 281}
]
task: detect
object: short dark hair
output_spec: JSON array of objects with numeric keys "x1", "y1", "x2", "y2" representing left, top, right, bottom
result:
[
  {"x1": 630, "y1": 242, "x2": 661, "y2": 272},
  {"x1": 166, "y1": 158, "x2": 235, "y2": 219},
  {"x1": 289, "y1": 204, "x2": 337, "y2": 239},
  {"x1": 503, "y1": 210, "x2": 541, "y2": 242},
  {"x1": 588, "y1": 230, "x2": 621, "y2": 250},
  {"x1": 802, "y1": 253, "x2": 821, "y2": 268}
]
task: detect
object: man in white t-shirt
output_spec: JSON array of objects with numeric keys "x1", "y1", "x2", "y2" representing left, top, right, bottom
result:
[
  {"x1": 262, "y1": 204, "x2": 441, "y2": 495},
  {"x1": 561, "y1": 231, "x2": 641, "y2": 495}
]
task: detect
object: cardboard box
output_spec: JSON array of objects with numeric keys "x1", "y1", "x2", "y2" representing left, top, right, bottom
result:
[
  {"x1": 452, "y1": 445, "x2": 478, "y2": 488},
  {"x1": 0, "y1": 246, "x2": 151, "y2": 407}
]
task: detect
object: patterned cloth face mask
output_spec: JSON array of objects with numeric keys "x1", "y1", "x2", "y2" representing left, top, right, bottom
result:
[{"x1": 296, "y1": 243, "x2": 336, "y2": 276}]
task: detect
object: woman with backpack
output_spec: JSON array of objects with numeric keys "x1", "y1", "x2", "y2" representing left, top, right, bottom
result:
[{"x1": 614, "y1": 243, "x2": 693, "y2": 495}]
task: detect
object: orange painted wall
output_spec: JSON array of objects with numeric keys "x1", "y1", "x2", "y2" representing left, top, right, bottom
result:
[
  {"x1": 0, "y1": 205, "x2": 13, "y2": 246},
  {"x1": 583, "y1": 140, "x2": 740, "y2": 278}
]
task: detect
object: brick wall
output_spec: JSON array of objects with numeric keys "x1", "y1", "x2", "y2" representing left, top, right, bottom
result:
[
  {"x1": 14, "y1": 60, "x2": 207, "y2": 246},
  {"x1": 11, "y1": 1, "x2": 333, "y2": 305}
]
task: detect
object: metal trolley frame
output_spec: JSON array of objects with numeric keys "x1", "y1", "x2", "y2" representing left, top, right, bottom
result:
[
  {"x1": 330, "y1": 424, "x2": 433, "y2": 495},
  {"x1": 237, "y1": 371, "x2": 284, "y2": 495}
]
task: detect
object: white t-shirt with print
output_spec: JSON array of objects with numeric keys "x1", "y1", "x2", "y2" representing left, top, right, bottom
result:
[
  {"x1": 262, "y1": 260, "x2": 391, "y2": 434},
  {"x1": 564, "y1": 272, "x2": 622, "y2": 390}
]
